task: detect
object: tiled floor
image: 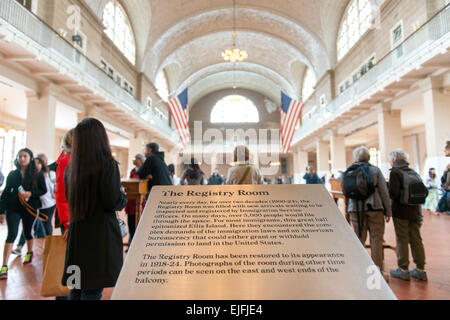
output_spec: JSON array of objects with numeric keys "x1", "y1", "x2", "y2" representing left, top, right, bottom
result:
[{"x1": 0, "y1": 204, "x2": 449, "y2": 300}]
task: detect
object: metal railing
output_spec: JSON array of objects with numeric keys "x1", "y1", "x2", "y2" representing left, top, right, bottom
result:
[
  {"x1": 0, "y1": 0, "x2": 176, "y2": 140},
  {"x1": 293, "y1": 5, "x2": 450, "y2": 143}
]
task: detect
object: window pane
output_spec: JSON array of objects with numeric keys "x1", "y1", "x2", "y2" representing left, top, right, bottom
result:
[
  {"x1": 102, "y1": 1, "x2": 136, "y2": 65},
  {"x1": 337, "y1": 0, "x2": 373, "y2": 61},
  {"x1": 211, "y1": 95, "x2": 259, "y2": 123}
]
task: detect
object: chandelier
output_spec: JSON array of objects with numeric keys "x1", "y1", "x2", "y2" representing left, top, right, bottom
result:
[
  {"x1": 222, "y1": 48, "x2": 248, "y2": 62},
  {"x1": 222, "y1": 0, "x2": 248, "y2": 63}
]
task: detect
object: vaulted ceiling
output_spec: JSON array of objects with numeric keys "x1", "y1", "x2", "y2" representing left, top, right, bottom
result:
[{"x1": 85, "y1": 0, "x2": 350, "y2": 106}]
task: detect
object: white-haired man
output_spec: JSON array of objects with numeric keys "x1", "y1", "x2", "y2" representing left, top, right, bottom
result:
[{"x1": 345, "y1": 146, "x2": 392, "y2": 273}]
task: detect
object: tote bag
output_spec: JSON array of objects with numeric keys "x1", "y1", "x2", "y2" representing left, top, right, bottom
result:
[{"x1": 40, "y1": 236, "x2": 71, "y2": 297}]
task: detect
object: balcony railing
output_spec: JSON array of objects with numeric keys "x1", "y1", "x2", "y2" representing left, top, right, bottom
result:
[
  {"x1": 293, "y1": 5, "x2": 450, "y2": 144},
  {"x1": 0, "y1": 0, "x2": 177, "y2": 140}
]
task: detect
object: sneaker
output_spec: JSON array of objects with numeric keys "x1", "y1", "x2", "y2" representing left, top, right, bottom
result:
[
  {"x1": 390, "y1": 268, "x2": 410, "y2": 281},
  {"x1": 0, "y1": 265, "x2": 7, "y2": 280},
  {"x1": 12, "y1": 245, "x2": 23, "y2": 256},
  {"x1": 410, "y1": 269, "x2": 428, "y2": 281},
  {"x1": 23, "y1": 252, "x2": 33, "y2": 265}
]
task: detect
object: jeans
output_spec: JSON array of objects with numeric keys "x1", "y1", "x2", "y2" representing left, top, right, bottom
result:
[
  {"x1": 70, "y1": 288, "x2": 103, "y2": 300},
  {"x1": 5, "y1": 210, "x2": 34, "y2": 243},
  {"x1": 393, "y1": 217, "x2": 426, "y2": 270},
  {"x1": 18, "y1": 206, "x2": 55, "y2": 246}
]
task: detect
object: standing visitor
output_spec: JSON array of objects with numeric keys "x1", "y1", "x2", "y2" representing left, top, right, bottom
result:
[
  {"x1": 168, "y1": 164, "x2": 181, "y2": 186},
  {"x1": 344, "y1": 146, "x2": 392, "y2": 273},
  {"x1": 424, "y1": 168, "x2": 440, "y2": 216},
  {"x1": 208, "y1": 168, "x2": 224, "y2": 185},
  {"x1": 180, "y1": 158, "x2": 206, "y2": 185},
  {"x1": 226, "y1": 146, "x2": 264, "y2": 185},
  {"x1": 437, "y1": 141, "x2": 450, "y2": 214},
  {"x1": 124, "y1": 153, "x2": 145, "y2": 248},
  {"x1": 137, "y1": 143, "x2": 172, "y2": 192},
  {"x1": 13, "y1": 156, "x2": 56, "y2": 254},
  {"x1": 63, "y1": 118, "x2": 127, "y2": 300},
  {"x1": 33, "y1": 156, "x2": 56, "y2": 236},
  {"x1": 38, "y1": 154, "x2": 62, "y2": 233},
  {"x1": 55, "y1": 129, "x2": 74, "y2": 235},
  {"x1": 0, "y1": 148, "x2": 47, "y2": 279},
  {"x1": 303, "y1": 166, "x2": 321, "y2": 184},
  {"x1": 388, "y1": 149, "x2": 427, "y2": 281}
]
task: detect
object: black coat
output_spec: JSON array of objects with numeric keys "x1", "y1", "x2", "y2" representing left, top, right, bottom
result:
[
  {"x1": 137, "y1": 151, "x2": 172, "y2": 191},
  {"x1": 62, "y1": 160, "x2": 127, "y2": 290},
  {"x1": 0, "y1": 170, "x2": 46, "y2": 214}
]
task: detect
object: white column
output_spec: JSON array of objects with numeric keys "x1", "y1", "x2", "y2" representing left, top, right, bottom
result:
[
  {"x1": 293, "y1": 148, "x2": 308, "y2": 184},
  {"x1": 422, "y1": 77, "x2": 450, "y2": 177},
  {"x1": 25, "y1": 88, "x2": 57, "y2": 158},
  {"x1": 330, "y1": 131, "x2": 347, "y2": 173},
  {"x1": 316, "y1": 139, "x2": 329, "y2": 175},
  {"x1": 377, "y1": 103, "x2": 403, "y2": 177}
]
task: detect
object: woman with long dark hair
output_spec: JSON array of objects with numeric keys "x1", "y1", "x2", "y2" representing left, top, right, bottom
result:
[
  {"x1": 62, "y1": 118, "x2": 127, "y2": 300},
  {"x1": 13, "y1": 156, "x2": 56, "y2": 255},
  {"x1": 180, "y1": 158, "x2": 206, "y2": 185},
  {"x1": 0, "y1": 148, "x2": 46, "y2": 279}
]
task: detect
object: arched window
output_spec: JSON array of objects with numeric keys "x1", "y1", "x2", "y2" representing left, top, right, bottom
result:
[
  {"x1": 302, "y1": 68, "x2": 316, "y2": 102},
  {"x1": 211, "y1": 95, "x2": 259, "y2": 123},
  {"x1": 103, "y1": 1, "x2": 136, "y2": 64},
  {"x1": 337, "y1": 0, "x2": 374, "y2": 61},
  {"x1": 155, "y1": 71, "x2": 169, "y2": 102}
]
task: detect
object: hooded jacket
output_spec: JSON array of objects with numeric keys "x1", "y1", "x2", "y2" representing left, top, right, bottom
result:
[{"x1": 137, "y1": 151, "x2": 172, "y2": 191}]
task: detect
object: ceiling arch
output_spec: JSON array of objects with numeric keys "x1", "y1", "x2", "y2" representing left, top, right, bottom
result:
[
  {"x1": 189, "y1": 70, "x2": 282, "y2": 107},
  {"x1": 155, "y1": 30, "x2": 312, "y2": 98},
  {"x1": 177, "y1": 62, "x2": 297, "y2": 100},
  {"x1": 142, "y1": 7, "x2": 331, "y2": 79}
]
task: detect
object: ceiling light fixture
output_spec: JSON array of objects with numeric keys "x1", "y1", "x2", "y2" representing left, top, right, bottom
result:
[{"x1": 221, "y1": 0, "x2": 248, "y2": 63}]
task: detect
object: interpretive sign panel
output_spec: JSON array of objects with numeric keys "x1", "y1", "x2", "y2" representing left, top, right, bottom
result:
[{"x1": 112, "y1": 184, "x2": 396, "y2": 300}]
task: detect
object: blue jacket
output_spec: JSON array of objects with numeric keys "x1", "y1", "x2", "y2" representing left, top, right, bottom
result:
[{"x1": 303, "y1": 173, "x2": 321, "y2": 184}]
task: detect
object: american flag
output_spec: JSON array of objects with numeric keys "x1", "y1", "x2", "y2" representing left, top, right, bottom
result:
[
  {"x1": 280, "y1": 91, "x2": 304, "y2": 154},
  {"x1": 167, "y1": 88, "x2": 190, "y2": 148}
]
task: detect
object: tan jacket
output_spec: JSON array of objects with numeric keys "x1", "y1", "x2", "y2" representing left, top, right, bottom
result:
[{"x1": 226, "y1": 164, "x2": 264, "y2": 185}]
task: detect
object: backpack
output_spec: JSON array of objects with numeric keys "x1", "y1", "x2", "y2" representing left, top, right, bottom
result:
[
  {"x1": 397, "y1": 168, "x2": 428, "y2": 205},
  {"x1": 342, "y1": 163, "x2": 376, "y2": 201}
]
